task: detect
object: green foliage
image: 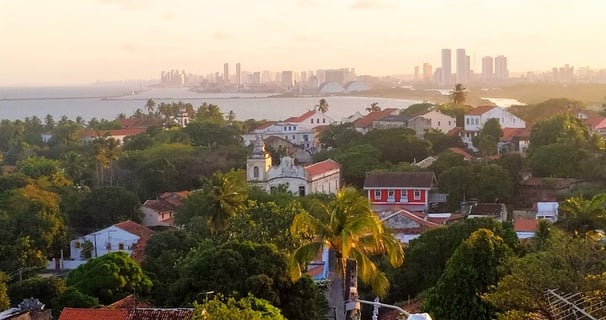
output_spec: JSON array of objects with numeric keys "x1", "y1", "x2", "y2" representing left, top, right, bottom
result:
[
  {"x1": 290, "y1": 187, "x2": 404, "y2": 298},
  {"x1": 529, "y1": 113, "x2": 599, "y2": 153},
  {"x1": 557, "y1": 193, "x2": 606, "y2": 237},
  {"x1": 449, "y1": 83, "x2": 467, "y2": 105},
  {"x1": 192, "y1": 294, "x2": 285, "y2": 320},
  {"x1": 438, "y1": 163, "x2": 512, "y2": 209},
  {"x1": 400, "y1": 103, "x2": 435, "y2": 117},
  {"x1": 183, "y1": 122, "x2": 242, "y2": 147},
  {"x1": 135, "y1": 158, "x2": 178, "y2": 199},
  {"x1": 508, "y1": 98, "x2": 584, "y2": 127},
  {"x1": 528, "y1": 143, "x2": 589, "y2": 178},
  {"x1": 423, "y1": 229, "x2": 512, "y2": 320},
  {"x1": 16, "y1": 156, "x2": 61, "y2": 178},
  {"x1": 66, "y1": 251, "x2": 152, "y2": 304},
  {"x1": 142, "y1": 230, "x2": 199, "y2": 306},
  {"x1": 437, "y1": 103, "x2": 473, "y2": 127},
  {"x1": 71, "y1": 186, "x2": 141, "y2": 233},
  {"x1": 0, "y1": 272, "x2": 9, "y2": 310},
  {"x1": 52, "y1": 287, "x2": 98, "y2": 314},
  {"x1": 174, "y1": 241, "x2": 324, "y2": 320},
  {"x1": 387, "y1": 218, "x2": 517, "y2": 302},
  {"x1": 424, "y1": 129, "x2": 465, "y2": 154},
  {"x1": 175, "y1": 171, "x2": 247, "y2": 233},
  {"x1": 318, "y1": 122, "x2": 362, "y2": 149},
  {"x1": 428, "y1": 151, "x2": 467, "y2": 177},
  {"x1": 333, "y1": 144, "x2": 382, "y2": 187},
  {"x1": 364, "y1": 128, "x2": 431, "y2": 165},
  {"x1": 8, "y1": 276, "x2": 65, "y2": 311},
  {"x1": 483, "y1": 230, "x2": 606, "y2": 319}
]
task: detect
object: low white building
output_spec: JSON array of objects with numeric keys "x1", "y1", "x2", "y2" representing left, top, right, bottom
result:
[
  {"x1": 461, "y1": 105, "x2": 526, "y2": 150},
  {"x1": 51, "y1": 220, "x2": 154, "y2": 270},
  {"x1": 536, "y1": 201, "x2": 559, "y2": 222},
  {"x1": 246, "y1": 136, "x2": 340, "y2": 196},
  {"x1": 407, "y1": 109, "x2": 457, "y2": 137}
]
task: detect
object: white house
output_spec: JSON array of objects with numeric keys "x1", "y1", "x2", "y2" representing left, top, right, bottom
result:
[
  {"x1": 536, "y1": 201, "x2": 559, "y2": 222},
  {"x1": 407, "y1": 109, "x2": 457, "y2": 136},
  {"x1": 53, "y1": 220, "x2": 154, "y2": 270},
  {"x1": 246, "y1": 136, "x2": 340, "y2": 196},
  {"x1": 461, "y1": 105, "x2": 526, "y2": 150}
]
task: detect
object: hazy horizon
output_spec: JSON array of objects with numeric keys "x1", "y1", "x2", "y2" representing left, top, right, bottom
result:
[{"x1": 2, "y1": 0, "x2": 605, "y2": 86}]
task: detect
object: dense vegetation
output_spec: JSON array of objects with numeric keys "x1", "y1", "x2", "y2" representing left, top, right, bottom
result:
[{"x1": 2, "y1": 94, "x2": 606, "y2": 319}]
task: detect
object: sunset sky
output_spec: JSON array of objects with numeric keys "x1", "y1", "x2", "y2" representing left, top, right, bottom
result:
[{"x1": 2, "y1": 0, "x2": 605, "y2": 85}]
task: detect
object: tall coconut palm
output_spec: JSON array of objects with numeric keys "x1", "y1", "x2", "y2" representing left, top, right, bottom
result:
[
  {"x1": 449, "y1": 83, "x2": 467, "y2": 105},
  {"x1": 145, "y1": 98, "x2": 156, "y2": 114},
  {"x1": 365, "y1": 102, "x2": 381, "y2": 112},
  {"x1": 289, "y1": 187, "x2": 403, "y2": 299},
  {"x1": 202, "y1": 171, "x2": 248, "y2": 234},
  {"x1": 316, "y1": 98, "x2": 329, "y2": 114},
  {"x1": 558, "y1": 193, "x2": 606, "y2": 238}
]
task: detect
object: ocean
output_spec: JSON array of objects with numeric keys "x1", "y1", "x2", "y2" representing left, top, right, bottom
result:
[{"x1": 0, "y1": 86, "x2": 421, "y2": 122}]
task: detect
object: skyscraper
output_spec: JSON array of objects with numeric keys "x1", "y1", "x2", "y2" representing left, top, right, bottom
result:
[
  {"x1": 456, "y1": 48, "x2": 469, "y2": 84},
  {"x1": 481, "y1": 56, "x2": 494, "y2": 82},
  {"x1": 223, "y1": 63, "x2": 229, "y2": 83},
  {"x1": 494, "y1": 55, "x2": 509, "y2": 80},
  {"x1": 423, "y1": 63, "x2": 432, "y2": 82},
  {"x1": 441, "y1": 49, "x2": 451, "y2": 85},
  {"x1": 414, "y1": 66, "x2": 420, "y2": 82},
  {"x1": 236, "y1": 63, "x2": 241, "y2": 85}
]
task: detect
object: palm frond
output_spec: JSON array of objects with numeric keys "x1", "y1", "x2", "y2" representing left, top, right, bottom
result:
[{"x1": 288, "y1": 241, "x2": 325, "y2": 281}]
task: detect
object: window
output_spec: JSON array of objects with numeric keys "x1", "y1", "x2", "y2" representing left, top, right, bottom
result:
[
  {"x1": 414, "y1": 190, "x2": 421, "y2": 200},
  {"x1": 388, "y1": 190, "x2": 394, "y2": 200},
  {"x1": 401, "y1": 190, "x2": 408, "y2": 201},
  {"x1": 303, "y1": 134, "x2": 308, "y2": 141},
  {"x1": 466, "y1": 118, "x2": 470, "y2": 125},
  {"x1": 253, "y1": 166, "x2": 259, "y2": 178},
  {"x1": 374, "y1": 190, "x2": 381, "y2": 199},
  {"x1": 323, "y1": 118, "x2": 326, "y2": 123},
  {"x1": 292, "y1": 135, "x2": 295, "y2": 140},
  {"x1": 299, "y1": 186, "x2": 306, "y2": 197},
  {"x1": 106, "y1": 243, "x2": 112, "y2": 250},
  {"x1": 118, "y1": 243, "x2": 125, "y2": 250},
  {"x1": 311, "y1": 119, "x2": 314, "y2": 124},
  {"x1": 475, "y1": 119, "x2": 479, "y2": 125},
  {"x1": 74, "y1": 241, "x2": 81, "y2": 248},
  {"x1": 438, "y1": 121, "x2": 441, "y2": 126},
  {"x1": 448, "y1": 120, "x2": 451, "y2": 126},
  {"x1": 317, "y1": 118, "x2": 320, "y2": 123},
  {"x1": 284, "y1": 126, "x2": 287, "y2": 131}
]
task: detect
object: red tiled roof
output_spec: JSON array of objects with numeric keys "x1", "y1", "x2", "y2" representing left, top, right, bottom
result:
[
  {"x1": 364, "y1": 172, "x2": 435, "y2": 189},
  {"x1": 447, "y1": 147, "x2": 473, "y2": 160},
  {"x1": 520, "y1": 177, "x2": 581, "y2": 189},
  {"x1": 305, "y1": 159, "x2": 340, "y2": 177},
  {"x1": 143, "y1": 192, "x2": 189, "y2": 212},
  {"x1": 353, "y1": 108, "x2": 399, "y2": 128},
  {"x1": 284, "y1": 110, "x2": 316, "y2": 123},
  {"x1": 59, "y1": 308, "x2": 128, "y2": 320},
  {"x1": 117, "y1": 118, "x2": 163, "y2": 129},
  {"x1": 469, "y1": 203, "x2": 505, "y2": 217},
  {"x1": 514, "y1": 218, "x2": 538, "y2": 232},
  {"x1": 114, "y1": 220, "x2": 155, "y2": 262},
  {"x1": 501, "y1": 128, "x2": 530, "y2": 141},
  {"x1": 79, "y1": 128, "x2": 146, "y2": 138},
  {"x1": 253, "y1": 121, "x2": 275, "y2": 131},
  {"x1": 447, "y1": 127, "x2": 463, "y2": 136},
  {"x1": 107, "y1": 294, "x2": 154, "y2": 309},
  {"x1": 124, "y1": 309, "x2": 193, "y2": 320},
  {"x1": 466, "y1": 105, "x2": 496, "y2": 116}
]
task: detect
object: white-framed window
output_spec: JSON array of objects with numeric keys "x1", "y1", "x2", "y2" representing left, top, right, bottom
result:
[
  {"x1": 388, "y1": 190, "x2": 394, "y2": 199},
  {"x1": 401, "y1": 190, "x2": 408, "y2": 201},
  {"x1": 414, "y1": 189, "x2": 421, "y2": 200},
  {"x1": 253, "y1": 166, "x2": 259, "y2": 178},
  {"x1": 475, "y1": 119, "x2": 479, "y2": 125},
  {"x1": 466, "y1": 118, "x2": 470, "y2": 125},
  {"x1": 374, "y1": 190, "x2": 381, "y2": 199},
  {"x1": 438, "y1": 121, "x2": 441, "y2": 126}
]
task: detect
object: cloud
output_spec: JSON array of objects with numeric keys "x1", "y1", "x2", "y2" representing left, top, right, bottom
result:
[
  {"x1": 211, "y1": 32, "x2": 235, "y2": 40},
  {"x1": 350, "y1": 0, "x2": 397, "y2": 10}
]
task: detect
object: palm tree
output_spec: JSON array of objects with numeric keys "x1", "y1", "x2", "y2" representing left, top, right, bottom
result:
[
  {"x1": 145, "y1": 99, "x2": 156, "y2": 114},
  {"x1": 316, "y1": 98, "x2": 329, "y2": 114},
  {"x1": 365, "y1": 102, "x2": 381, "y2": 112},
  {"x1": 202, "y1": 171, "x2": 247, "y2": 234},
  {"x1": 449, "y1": 83, "x2": 467, "y2": 105},
  {"x1": 558, "y1": 193, "x2": 606, "y2": 238},
  {"x1": 62, "y1": 151, "x2": 88, "y2": 184},
  {"x1": 289, "y1": 187, "x2": 403, "y2": 300},
  {"x1": 226, "y1": 110, "x2": 236, "y2": 122}
]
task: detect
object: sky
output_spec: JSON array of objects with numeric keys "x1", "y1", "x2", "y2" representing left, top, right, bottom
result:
[{"x1": 2, "y1": 0, "x2": 606, "y2": 86}]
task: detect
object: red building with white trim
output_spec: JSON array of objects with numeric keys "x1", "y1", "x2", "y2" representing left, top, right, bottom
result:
[{"x1": 363, "y1": 171, "x2": 437, "y2": 212}]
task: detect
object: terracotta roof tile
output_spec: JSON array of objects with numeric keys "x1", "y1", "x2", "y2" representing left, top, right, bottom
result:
[
  {"x1": 469, "y1": 203, "x2": 506, "y2": 217},
  {"x1": 501, "y1": 128, "x2": 530, "y2": 141},
  {"x1": 59, "y1": 308, "x2": 128, "y2": 320},
  {"x1": 284, "y1": 110, "x2": 316, "y2": 123},
  {"x1": 305, "y1": 159, "x2": 340, "y2": 177},
  {"x1": 514, "y1": 218, "x2": 538, "y2": 232},
  {"x1": 447, "y1": 147, "x2": 473, "y2": 160},
  {"x1": 114, "y1": 220, "x2": 155, "y2": 262},
  {"x1": 107, "y1": 295, "x2": 154, "y2": 309},
  {"x1": 363, "y1": 172, "x2": 435, "y2": 189},
  {"x1": 466, "y1": 105, "x2": 496, "y2": 116},
  {"x1": 353, "y1": 108, "x2": 399, "y2": 128},
  {"x1": 124, "y1": 309, "x2": 193, "y2": 320},
  {"x1": 79, "y1": 128, "x2": 146, "y2": 138},
  {"x1": 117, "y1": 118, "x2": 163, "y2": 129}
]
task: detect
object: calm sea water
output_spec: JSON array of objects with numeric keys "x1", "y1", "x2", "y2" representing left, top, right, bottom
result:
[{"x1": 0, "y1": 86, "x2": 420, "y2": 122}]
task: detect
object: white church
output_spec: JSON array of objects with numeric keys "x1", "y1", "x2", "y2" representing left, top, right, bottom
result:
[{"x1": 247, "y1": 136, "x2": 341, "y2": 196}]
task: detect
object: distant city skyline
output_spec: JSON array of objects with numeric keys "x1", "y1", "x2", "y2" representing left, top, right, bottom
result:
[{"x1": 2, "y1": 0, "x2": 606, "y2": 85}]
